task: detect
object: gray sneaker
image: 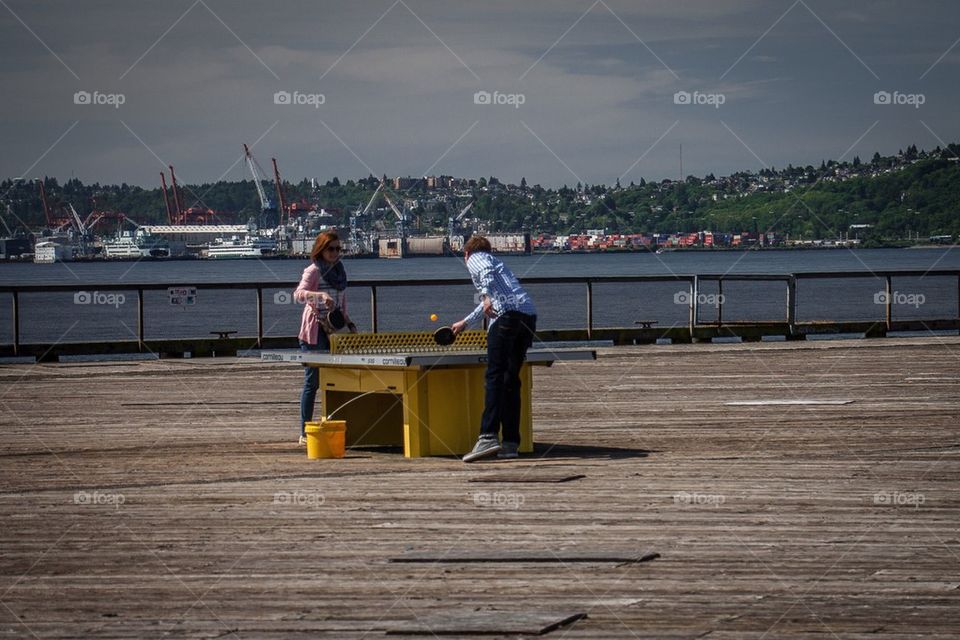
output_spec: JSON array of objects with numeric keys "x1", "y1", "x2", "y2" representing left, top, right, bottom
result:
[
  {"x1": 463, "y1": 436, "x2": 501, "y2": 462},
  {"x1": 498, "y1": 441, "x2": 519, "y2": 459}
]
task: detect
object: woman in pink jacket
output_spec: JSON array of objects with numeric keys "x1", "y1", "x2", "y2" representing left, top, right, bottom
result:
[{"x1": 293, "y1": 231, "x2": 357, "y2": 445}]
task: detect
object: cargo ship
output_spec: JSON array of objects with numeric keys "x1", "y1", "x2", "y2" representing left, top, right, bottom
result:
[
  {"x1": 102, "y1": 230, "x2": 170, "y2": 258},
  {"x1": 33, "y1": 240, "x2": 73, "y2": 263},
  {"x1": 203, "y1": 235, "x2": 277, "y2": 259}
]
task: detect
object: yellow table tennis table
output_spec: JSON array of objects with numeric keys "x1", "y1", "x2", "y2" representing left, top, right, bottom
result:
[{"x1": 261, "y1": 331, "x2": 596, "y2": 458}]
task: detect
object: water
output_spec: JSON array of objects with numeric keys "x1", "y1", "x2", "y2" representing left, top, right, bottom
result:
[{"x1": 1, "y1": 248, "x2": 957, "y2": 344}]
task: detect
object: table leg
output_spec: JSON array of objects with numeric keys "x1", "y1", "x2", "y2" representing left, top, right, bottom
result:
[{"x1": 402, "y1": 369, "x2": 430, "y2": 457}]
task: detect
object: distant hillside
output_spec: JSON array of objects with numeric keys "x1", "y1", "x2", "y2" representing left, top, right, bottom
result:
[
  {"x1": 682, "y1": 155, "x2": 960, "y2": 243},
  {"x1": 3, "y1": 144, "x2": 957, "y2": 242}
]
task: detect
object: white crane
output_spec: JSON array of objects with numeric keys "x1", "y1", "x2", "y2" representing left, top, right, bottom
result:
[
  {"x1": 356, "y1": 182, "x2": 384, "y2": 220},
  {"x1": 355, "y1": 180, "x2": 409, "y2": 239},
  {"x1": 380, "y1": 189, "x2": 407, "y2": 240},
  {"x1": 447, "y1": 200, "x2": 475, "y2": 251},
  {"x1": 60, "y1": 203, "x2": 108, "y2": 256},
  {"x1": 64, "y1": 203, "x2": 111, "y2": 237},
  {"x1": 243, "y1": 143, "x2": 275, "y2": 227},
  {"x1": 68, "y1": 204, "x2": 85, "y2": 233},
  {"x1": 348, "y1": 182, "x2": 385, "y2": 254}
]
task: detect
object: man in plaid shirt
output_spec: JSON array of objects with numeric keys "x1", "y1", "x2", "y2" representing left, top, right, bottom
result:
[{"x1": 452, "y1": 235, "x2": 538, "y2": 462}]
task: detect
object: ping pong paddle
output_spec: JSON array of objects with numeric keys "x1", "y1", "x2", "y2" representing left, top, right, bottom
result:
[{"x1": 433, "y1": 326, "x2": 456, "y2": 346}]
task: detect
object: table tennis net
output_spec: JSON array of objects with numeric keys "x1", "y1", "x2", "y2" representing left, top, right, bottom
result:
[{"x1": 330, "y1": 330, "x2": 488, "y2": 354}]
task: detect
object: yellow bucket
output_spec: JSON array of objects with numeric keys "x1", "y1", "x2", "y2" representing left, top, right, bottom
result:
[{"x1": 304, "y1": 420, "x2": 346, "y2": 459}]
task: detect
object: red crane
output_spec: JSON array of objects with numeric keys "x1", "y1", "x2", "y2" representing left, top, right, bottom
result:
[
  {"x1": 160, "y1": 172, "x2": 173, "y2": 225},
  {"x1": 272, "y1": 157, "x2": 288, "y2": 228},
  {"x1": 38, "y1": 179, "x2": 52, "y2": 227},
  {"x1": 38, "y1": 179, "x2": 75, "y2": 229},
  {"x1": 168, "y1": 165, "x2": 183, "y2": 224}
]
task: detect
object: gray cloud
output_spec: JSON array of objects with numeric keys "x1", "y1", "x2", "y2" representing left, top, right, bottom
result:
[{"x1": 1, "y1": 0, "x2": 958, "y2": 188}]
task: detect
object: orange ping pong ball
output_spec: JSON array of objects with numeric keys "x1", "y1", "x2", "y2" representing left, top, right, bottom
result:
[{"x1": 430, "y1": 313, "x2": 439, "y2": 322}]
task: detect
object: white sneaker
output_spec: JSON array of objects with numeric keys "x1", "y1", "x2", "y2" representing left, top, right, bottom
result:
[
  {"x1": 463, "y1": 436, "x2": 501, "y2": 462},
  {"x1": 298, "y1": 435, "x2": 307, "y2": 446}
]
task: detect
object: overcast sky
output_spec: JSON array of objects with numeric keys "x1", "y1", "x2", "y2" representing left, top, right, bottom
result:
[{"x1": 1, "y1": 0, "x2": 958, "y2": 188}]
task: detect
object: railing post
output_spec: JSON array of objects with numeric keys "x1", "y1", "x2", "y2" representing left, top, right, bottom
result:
[
  {"x1": 717, "y1": 278, "x2": 724, "y2": 326},
  {"x1": 137, "y1": 288, "x2": 145, "y2": 352},
  {"x1": 586, "y1": 281, "x2": 593, "y2": 339},
  {"x1": 885, "y1": 275, "x2": 893, "y2": 331},
  {"x1": 256, "y1": 287, "x2": 263, "y2": 348},
  {"x1": 787, "y1": 275, "x2": 797, "y2": 336},
  {"x1": 370, "y1": 285, "x2": 378, "y2": 333},
  {"x1": 12, "y1": 291, "x2": 19, "y2": 357},
  {"x1": 689, "y1": 276, "x2": 698, "y2": 338}
]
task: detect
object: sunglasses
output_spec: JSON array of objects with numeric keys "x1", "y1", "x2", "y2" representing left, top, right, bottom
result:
[{"x1": 325, "y1": 245, "x2": 343, "y2": 253}]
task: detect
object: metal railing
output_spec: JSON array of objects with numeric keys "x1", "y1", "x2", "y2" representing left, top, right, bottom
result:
[{"x1": 2, "y1": 270, "x2": 958, "y2": 356}]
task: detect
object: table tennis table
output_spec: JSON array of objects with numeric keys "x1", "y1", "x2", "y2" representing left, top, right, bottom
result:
[{"x1": 261, "y1": 345, "x2": 596, "y2": 458}]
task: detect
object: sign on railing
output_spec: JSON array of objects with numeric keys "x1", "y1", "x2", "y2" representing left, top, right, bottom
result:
[{"x1": 168, "y1": 287, "x2": 197, "y2": 306}]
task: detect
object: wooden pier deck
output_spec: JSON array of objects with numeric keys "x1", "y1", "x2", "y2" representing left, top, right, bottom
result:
[{"x1": 1, "y1": 337, "x2": 959, "y2": 638}]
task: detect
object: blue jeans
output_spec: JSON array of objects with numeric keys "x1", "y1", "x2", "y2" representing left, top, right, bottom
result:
[
  {"x1": 299, "y1": 334, "x2": 330, "y2": 436},
  {"x1": 479, "y1": 312, "x2": 537, "y2": 444}
]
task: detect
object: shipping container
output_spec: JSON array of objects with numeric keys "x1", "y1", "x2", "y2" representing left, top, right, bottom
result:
[
  {"x1": 378, "y1": 237, "x2": 405, "y2": 258},
  {"x1": 405, "y1": 236, "x2": 446, "y2": 256}
]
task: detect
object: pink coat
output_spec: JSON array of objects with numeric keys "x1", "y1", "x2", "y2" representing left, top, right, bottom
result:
[{"x1": 294, "y1": 263, "x2": 349, "y2": 344}]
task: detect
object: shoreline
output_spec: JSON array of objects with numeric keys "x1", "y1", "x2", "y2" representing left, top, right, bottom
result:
[{"x1": 2, "y1": 244, "x2": 952, "y2": 264}]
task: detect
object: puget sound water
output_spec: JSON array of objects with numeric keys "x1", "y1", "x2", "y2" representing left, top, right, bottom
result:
[{"x1": 1, "y1": 248, "x2": 958, "y2": 344}]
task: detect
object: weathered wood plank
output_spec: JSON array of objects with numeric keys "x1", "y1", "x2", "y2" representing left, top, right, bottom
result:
[
  {"x1": 467, "y1": 472, "x2": 586, "y2": 483},
  {"x1": 385, "y1": 610, "x2": 587, "y2": 635},
  {"x1": 390, "y1": 551, "x2": 660, "y2": 563},
  {"x1": 0, "y1": 337, "x2": 958, "y2": 638}
]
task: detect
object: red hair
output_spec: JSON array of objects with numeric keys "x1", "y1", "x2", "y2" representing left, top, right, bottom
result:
[{"x1": 310, "y1": 231, "x2": 340, "y2": 263}]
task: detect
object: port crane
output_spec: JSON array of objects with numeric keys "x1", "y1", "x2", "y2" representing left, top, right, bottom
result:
[
  {"x1": 349, "y1": 180, "x2": 411, "y2": 254},
  {"x1": 268, "y1": 156, "x2": 292, "y2": 251},
  {"x1": 271, "y1": 157, "x2": 289, "y2": 228},
  {"x1": 381, "y1": 188, "x2": 408, "y2": 241},
  {"x1": 167, "y1": 166, "x2": 184, "y2": 224},
  {"x1": 349, "y1": 181, "x2": 386, "y2": 254},
  {"x1": 45, "y1": 203, "x2": 105, "y2": 256},
  {"x1": 160, "y1": 172, "x2": 173, "y2": 224},
  {"x1": 38, "y1": 179, "x2": 72, "y2": 229},
  {"x1": 38, "y1": 180, "x2": 112, "y2": 238},
  {"x1": 159, "y1": 167, "x2": 218, "y2": 225},
  {"x1": 447, "y1": 200, "x2": 475, "y2": 251},
  {"x1": 243, "y1": 144, "x2": 278, "y2": 229},
  {"x1": 38, "y1": 180, "x2": 52, "y2": 227}
]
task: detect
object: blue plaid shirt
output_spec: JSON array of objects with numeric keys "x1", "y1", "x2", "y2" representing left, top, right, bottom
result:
[{"x1": 462, "y1": 251, "x2": 537, "y2": 327}]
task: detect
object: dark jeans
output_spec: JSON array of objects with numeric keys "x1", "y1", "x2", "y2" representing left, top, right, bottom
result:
[
  {"x1": 299, "y1": 333, "x2": 331, "y2": 436},
  {"x1": 480, "y1": 311, "x2": 537, "y2": 444}
]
